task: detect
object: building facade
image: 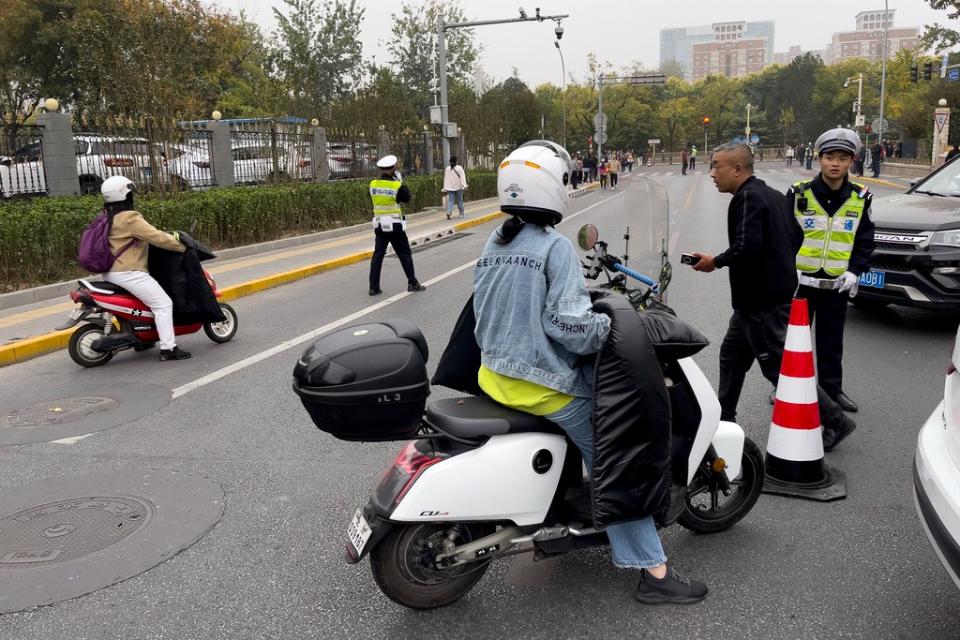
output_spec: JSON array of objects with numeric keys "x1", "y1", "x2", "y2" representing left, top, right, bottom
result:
[
  {"x1": 660, "y1": 20, "x2": 775, "y2": 80},
  {"x1": 826, "y1": 9, "x2": 920, "y2": 63}
]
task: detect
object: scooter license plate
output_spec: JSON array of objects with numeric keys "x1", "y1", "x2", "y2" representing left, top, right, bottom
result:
[
  {"x1": 66, "y1": 308, "x2": 83, "y2": 321},
  {"x1": 346, "y1": 507, "x2": 372, "y2": 556}
]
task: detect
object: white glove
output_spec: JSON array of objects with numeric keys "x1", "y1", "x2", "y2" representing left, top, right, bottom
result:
[
  {"x1": 837, "y1": 271, "x2": 859, "y2": 298},
  {"x1": 393, "y1": 170, "x2": 402, "y2": 182}
]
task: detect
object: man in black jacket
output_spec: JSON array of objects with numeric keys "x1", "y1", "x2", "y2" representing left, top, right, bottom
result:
[{"x1": 690, "y1": 143, "x2": 856, "y2": 450}]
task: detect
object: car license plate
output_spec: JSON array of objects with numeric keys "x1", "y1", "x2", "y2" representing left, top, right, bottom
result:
[
  {"x1": 346, "y1": 507, "x2": 372, "y2": 556},
  {"x1": 858, "y1": 270, "x2": 885, "y2": 289}
]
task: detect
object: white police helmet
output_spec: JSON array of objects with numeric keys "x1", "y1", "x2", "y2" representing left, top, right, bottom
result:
[
  {"x1": 101, "y1": 175, "x2": 136, "y2": 203},
  {"x1": 376, "y1": 154, "x2": 398, "y2": 169},
  {"x1": 815, "y1": 128, "x2": 862, "y2": 156},
  {"x1": 497, "y1": 140, "x2": 571, "y2": 225}
]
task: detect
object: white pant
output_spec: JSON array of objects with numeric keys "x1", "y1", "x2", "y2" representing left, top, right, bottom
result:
[{"x1": 103, "y1": 271, "x2": 176, "y2": 350}]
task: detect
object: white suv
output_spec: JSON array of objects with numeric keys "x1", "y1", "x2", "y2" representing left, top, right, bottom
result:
[{"x1": 914, "y1": 323, "x2": 960, "y2": 590}]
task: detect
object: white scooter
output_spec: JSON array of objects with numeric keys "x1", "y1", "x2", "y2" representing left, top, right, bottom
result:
[{"x1": 293, "y1": 180, "x2": 764, "y2": 610}]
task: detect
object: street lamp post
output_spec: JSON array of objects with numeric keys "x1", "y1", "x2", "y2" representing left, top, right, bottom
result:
[
  {"x1": 745, "y1": 103, "x2": 752, "y2": 136},
  {"x1": 436, "y1": 8, "x2": 569, "y2": 167},
  {"x1": 878, "y1": 0, "x2": 889, "y2": 144},
  {"x1": 554, "y1": 40, "x2": 566, "y2": 149},
  {"x1": 844, "y1": 73, "x2": 864, "y2": 131}
]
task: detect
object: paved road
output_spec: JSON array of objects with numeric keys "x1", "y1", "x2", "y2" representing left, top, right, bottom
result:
[{"x1": 1, "y1": 163, "x2": 957, "y2": 639}]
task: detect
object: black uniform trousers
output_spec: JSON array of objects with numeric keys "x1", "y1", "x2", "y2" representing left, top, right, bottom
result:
[
  {"x1": 718, "y1": 303, "x2": 846, "y2": 429},
  {"x1": 368, "y1": 223, "x2": 417, "y2": 290},
  {"x1": 797, "y1": 284, "x2": 848, "y2": 399}
]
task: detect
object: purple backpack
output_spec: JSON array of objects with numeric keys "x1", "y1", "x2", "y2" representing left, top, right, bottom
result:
[{"x1": 77, "y1": 210, "x2": 135, "y2": 273}]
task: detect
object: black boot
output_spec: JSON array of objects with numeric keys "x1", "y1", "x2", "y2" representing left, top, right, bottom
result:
[{"x1": 407, "y1": 282, "x2": 426, "y2": 292}]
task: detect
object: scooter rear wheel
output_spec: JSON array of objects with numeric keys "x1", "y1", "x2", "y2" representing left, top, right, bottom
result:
[
  {"x1": 68, "y1": 323, "x2": 114, "y2": 368},
  {"x1": 678, "y1": 437, "x2": 764, "y2": 534},
  {"x1": 203, "y1": 303, "x2": 238, "y2": 343},
  {"x1": 369, "y1": 523, "x2": 494, "y2": 609}
]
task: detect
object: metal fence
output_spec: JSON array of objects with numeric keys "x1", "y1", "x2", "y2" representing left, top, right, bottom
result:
[
  {"x1": 325, "y1": 127, "x2": 380, "y2": 181},
  {"x1": 228, "y1": 120, "x2": 313, "y2": 185},
  {"x1": 0, "y1": 125, "x2": 46, "y2": 198}
]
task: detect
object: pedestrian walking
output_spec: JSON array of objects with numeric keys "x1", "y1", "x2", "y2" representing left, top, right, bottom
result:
[
  {"x1": 443, "y1": 155, "x2": 468, "y2": 219},
  {"x1": 785, "y1": 145, "x2": 794, "y2": 167},
  {"x1": 689, "y1": 145, "x2": 698, "y2": 170},
  {"x1": 681, "y1": 147, "x2": 689, "y2": 175},
  {"x1": 584, "y1": 153, "x2": 597, "y2": 183},
  {"x1": 688, "y1": 142, "x2": 857, "y2": 451},
  {"x1": 626, "y1": 152, "x2": 634, "y2": 172},
  {"x1": 789, "y1": 127, "x2": 876, "y2": 419},
  {"x1": 796, "y1": 144, "x2": 805, "y2": 167},
  {"x1": 368, "y1": 155, "x2": 426, "y2": 296},
  {"x1": 609, "y1": 155, "x2": 620, "y2": 189},
  {"x1": 856, "y1": 145, "x2": 867, "y2": 176},
  {"x1": 870, "y1": 141, "x2": 882, "y2": 178},
  {"x1": 805, "y1": 142, "x2": 814, "y2": 170},
  {"x1": 599, "y1": 157, "x2": 609, "y2": 189}
]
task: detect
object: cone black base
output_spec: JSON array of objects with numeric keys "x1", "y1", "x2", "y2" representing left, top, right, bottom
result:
[{"x1": 762, "y1": 462, "x2": 847, "y2": 502}]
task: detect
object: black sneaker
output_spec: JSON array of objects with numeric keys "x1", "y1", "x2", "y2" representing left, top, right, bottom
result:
[
  {"x1": 634, "y1": 566, "x2": 708, "y2": 605},
  {"x1": 407, "y1": 282, "x2": 426, "y2": 292},
  {"x1": 823, "y1": 415, "x2": 857, "y2": 451},
  {"x1": 369, "y1": 288, "x2": 382, "y2": 296},
  {"x1": 159, "y1": 346, "x2": 191, "y2": 361}
]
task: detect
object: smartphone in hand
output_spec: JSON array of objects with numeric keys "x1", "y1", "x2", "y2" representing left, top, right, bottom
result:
[{"x1": 680, "y1": 252, "x2": 701, "y2": 266}]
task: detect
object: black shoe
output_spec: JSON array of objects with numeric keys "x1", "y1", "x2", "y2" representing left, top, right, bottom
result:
[
  {"x1": 831, "y1": 391, "x2": 859, "y2": 413},
  {"x1": 369, "y1": 288, "x2": 382, "y2": 296},
  {"x1": 635, "y1": 566, "x2": 708, "y2": 605},
  {"x1": 823, "y1": 415, "x2": 857, "y2": 451},
  {"x1": 769, "y1": 390, "x2": 776, "y2": 405},
  {"x1": 159, "y1": 346, "x2": 191, "y2": 361},
  {"x1": 407, "y1": 282, "x2": 426, "y2": 292}
]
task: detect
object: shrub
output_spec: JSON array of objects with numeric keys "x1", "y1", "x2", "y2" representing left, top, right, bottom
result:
[{"x1": 0, "y1": 171, "x2": 497, "y2": 291}]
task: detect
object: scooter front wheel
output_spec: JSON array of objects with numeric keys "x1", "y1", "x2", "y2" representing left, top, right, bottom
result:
[
  {"x1": 678, "y1": 437, "x2": 764, "y2": 534},
  {"x1": 68, "y1": 323, "x2": 114, "y2": 368},
  {"x1": 369, "y1": 522, "x2": 494, "y2": 609}
]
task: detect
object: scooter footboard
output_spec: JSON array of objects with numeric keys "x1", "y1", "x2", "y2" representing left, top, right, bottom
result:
[
  {"x1": 712, "y1": 421, "x2": 745, "y2": 481},
  {"x1": 390, "y1": 433, "x2": 567, "y2": 526}
]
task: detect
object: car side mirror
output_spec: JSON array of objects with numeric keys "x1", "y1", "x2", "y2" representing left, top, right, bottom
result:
[{"x1": 0, "y1": 157, "x2": 10, "y2": 167}]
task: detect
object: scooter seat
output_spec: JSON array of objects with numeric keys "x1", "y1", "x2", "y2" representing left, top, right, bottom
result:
[
  {"x1": 83, "y1": 280, "x2": 131, "y2": 296},
  {"x1": 424, "y1": 396, "x2": 564, "y2": 440}
]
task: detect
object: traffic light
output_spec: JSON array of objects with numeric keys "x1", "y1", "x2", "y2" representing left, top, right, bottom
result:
[
  {"x1": 702, "y1": 116, "x2": 711, "y2": 125},
  {"x1": 911, "y1": 65, "x2": 918, "y2": 83},
  {"x1": 924, "y1": 61, "x2": 933, "y2": 81}
]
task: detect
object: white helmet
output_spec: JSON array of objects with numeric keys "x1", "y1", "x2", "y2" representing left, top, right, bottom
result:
[
  {"x1": 498, "y1": 140, "x2": 571, "y2": 225},
  {"x1": 815, "y1": 128, "x2": 862, "y2": 156},
  {"x1": 101, "y1": 175, "x2": 136, "y2": 204}
]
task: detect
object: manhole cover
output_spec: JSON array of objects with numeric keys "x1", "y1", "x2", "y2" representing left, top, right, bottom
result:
[
  {"x1": 0, "y1": 469, "x2": 224, "y2": 614},
  {"x1": 0, "y1": 496, "x2": 151, "y2": 568},
  {"x1": 1, "y1": 397, "x2": 119, "y2": 428}
]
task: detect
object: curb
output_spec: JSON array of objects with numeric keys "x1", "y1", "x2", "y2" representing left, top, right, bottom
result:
[
  {"x1": 0, "y1": 209, "x2": 508, "y2": 368},
  {"x1": 856, "y1": 176, "x2": 908, "y2": 190}
]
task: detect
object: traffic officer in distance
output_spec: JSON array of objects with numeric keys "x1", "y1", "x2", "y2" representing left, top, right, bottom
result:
[
  {"x1": 368, "y1": 155, "x2": 426, "y2": 296},
  {"x1": 787, "y1": 128, "x2": 875, "y2": 415}
]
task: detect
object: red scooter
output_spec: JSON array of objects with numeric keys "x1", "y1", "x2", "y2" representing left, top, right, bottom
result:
[{"x1": 59, "y1": 240, "x2": 237, "y2": 367}]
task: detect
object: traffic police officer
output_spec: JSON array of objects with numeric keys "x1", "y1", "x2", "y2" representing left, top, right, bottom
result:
[
  {"x1": 368, "y1": 155, "x2": 426, "y2": 295},
  {"x1": 787, "y1": 128, "x2": 875, "y2": 419}
]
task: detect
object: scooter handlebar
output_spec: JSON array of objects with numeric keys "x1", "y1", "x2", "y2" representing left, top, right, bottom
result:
[{"x1": 611, "y1": 262, "x2": 657, "y2": 287}]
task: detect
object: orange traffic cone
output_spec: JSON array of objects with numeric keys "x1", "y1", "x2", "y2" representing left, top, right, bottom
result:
[{"x1": 762, "y1": 298, "x2": 847, "y2": 502}]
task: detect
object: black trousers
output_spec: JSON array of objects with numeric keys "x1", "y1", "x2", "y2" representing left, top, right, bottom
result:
[
  {"x1": 689, "y1": 157, "x2": 696, "y2": 170},
  {"x1": 610, "y1": 172, "x2": 618, "y2": 188},
  {"x1": 718, "y1": 304, "x2": 846, "y2": 429},
  {"x1": 369, "y1": 225, "x2": 417, "y2": 289},
  {"x1": 797, "y1": 285, "x2": 848, "y2": 398}
]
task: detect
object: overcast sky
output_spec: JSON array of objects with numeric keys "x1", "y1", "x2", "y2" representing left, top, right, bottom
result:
[{"x1": 210, "y1": 0, "x2": 950, "y2": 86}]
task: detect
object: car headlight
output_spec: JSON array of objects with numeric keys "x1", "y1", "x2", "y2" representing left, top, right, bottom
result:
[{"x1": 931, "y1": 229, "x2": 960, "y2": 248}]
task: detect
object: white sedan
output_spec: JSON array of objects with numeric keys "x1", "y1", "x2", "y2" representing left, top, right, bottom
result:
[{"x1": 914, "y1": 324, "x2": 960, "y2": 590}]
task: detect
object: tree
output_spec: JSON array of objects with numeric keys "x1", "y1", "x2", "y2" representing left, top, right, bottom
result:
[
  {"x1": 272, "y1": 0, "x2": 366, "y2": 118},
  {"x1": 921, "y1": 0, "x2": 960, "y2": 51},
  {"x1": 386, "y1": 0, "x2": 478, "y2": 118}
]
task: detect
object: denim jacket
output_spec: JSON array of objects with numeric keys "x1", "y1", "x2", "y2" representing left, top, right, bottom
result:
[{"x1": 473, "y1": 223, "x2": 611, "y2": 397}]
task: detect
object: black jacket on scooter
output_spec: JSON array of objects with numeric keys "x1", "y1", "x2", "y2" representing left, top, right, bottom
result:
[
  {"x1": 148, "y1": 233, "x2": 225, "y2": 325},
  {"x1": 433, "y1": 293, "x2": 694, "y2": 527}
]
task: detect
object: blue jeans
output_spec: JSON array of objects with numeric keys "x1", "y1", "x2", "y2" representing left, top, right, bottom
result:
[
  {"x1": 446, "y1": 189, "x2": 464, "y2": 215},
  {"x1": 545, "y1": 395, "x2": 668, "y2": 569}
]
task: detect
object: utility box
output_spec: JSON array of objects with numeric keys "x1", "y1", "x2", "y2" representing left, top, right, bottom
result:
[
  {"x1": 429, "y1": 106, "x2": 442, "y2": 124},
  {"x1": 443, "y1": 122, "x2": 459, "y2": 138}
]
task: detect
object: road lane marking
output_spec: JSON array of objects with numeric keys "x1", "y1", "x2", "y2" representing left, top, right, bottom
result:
[{"x1": 170, "y1": 190, "x2": 627, "y2": 399}]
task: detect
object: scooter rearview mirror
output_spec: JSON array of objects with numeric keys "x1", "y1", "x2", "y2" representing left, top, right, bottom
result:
[{"x1": 577, "y1": 224, "x2": 599, "y2": 251}]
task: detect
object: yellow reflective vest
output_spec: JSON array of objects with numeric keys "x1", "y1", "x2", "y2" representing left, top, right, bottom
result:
[
  {"x1": 794, "y1": 180, "x2": 867, "y2": 277},
  {"x1": 369, "y1": 179, "x2": 403, "y2": 218}
]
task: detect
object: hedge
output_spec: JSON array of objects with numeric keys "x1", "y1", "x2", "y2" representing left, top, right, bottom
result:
[{"x1": 0, "y1": 171, "x2": 497, "y2": 291}]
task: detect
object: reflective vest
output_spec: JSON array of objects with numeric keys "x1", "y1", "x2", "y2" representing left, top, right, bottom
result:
[
  {"x1": 369, "y1": 179, "x2": 403, "y2": 218},
  {"x1": 794, "y1": 180, "x2": 867, "y2": 277}
]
